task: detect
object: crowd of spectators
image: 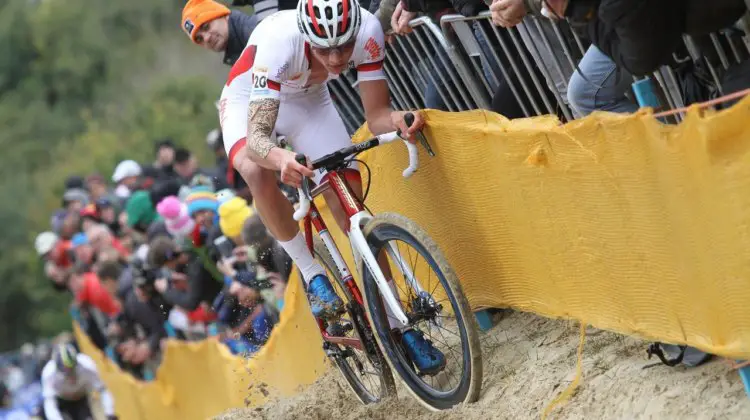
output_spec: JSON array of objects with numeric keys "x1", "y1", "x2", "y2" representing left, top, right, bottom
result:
[
  {"x1": 23, "y1": 0, "x2": 750, "y2": 391},
  {"x1": 34, "y1": 134, "x2": 294, "y2": 380}
]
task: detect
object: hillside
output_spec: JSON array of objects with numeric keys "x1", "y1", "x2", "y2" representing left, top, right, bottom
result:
[{"x1": 0, "y1": 0, "x2": 231, "y2": 350}]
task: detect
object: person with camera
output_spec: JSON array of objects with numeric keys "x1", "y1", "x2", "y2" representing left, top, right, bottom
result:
[
  {"x1": 146, "y1": 236, "x2": 224, "y2": 332},
  {"x1": 115, "y1": 258, "x2": 172, "y2": 378}
]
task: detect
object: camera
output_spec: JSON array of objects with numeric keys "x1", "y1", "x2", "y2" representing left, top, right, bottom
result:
[{"x1": 131, "y1": 258, "x2": 162, "y2": 295}]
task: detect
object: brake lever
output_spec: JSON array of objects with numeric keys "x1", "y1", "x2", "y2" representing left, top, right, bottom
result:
[
  {"x1": 293, "y1": 153, "x2": 312, "y2": 221},
  {"x1": 404, "y1": 112, "x2": 436, "y2": 157}
]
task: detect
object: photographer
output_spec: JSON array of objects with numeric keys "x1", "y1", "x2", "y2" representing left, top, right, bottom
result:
[
  {"x1": 116, "y1": 258, "x2": 171, "y2": 378},
  {"x1": 147, "y1": 236, "x2": 223, "y2": 315},
  {"x1": 215, "y1": 243, "x2": 281, "y2": 351}
]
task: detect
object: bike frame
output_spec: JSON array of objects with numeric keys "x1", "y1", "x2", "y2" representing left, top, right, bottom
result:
[{"x1": 303, "y1": 169, "x2": 426, "y2": 351}]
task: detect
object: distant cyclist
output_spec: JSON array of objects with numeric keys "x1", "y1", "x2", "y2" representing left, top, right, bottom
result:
[
  {"x1": 41, "y1": 344, "x2": 117, "y2": 420},
  {"x1": 214, "y1": 0, "x2": 445, "y2": 374}
]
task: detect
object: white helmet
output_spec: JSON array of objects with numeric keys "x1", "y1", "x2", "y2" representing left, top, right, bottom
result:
[
  {"x1": 297, "y1": 0, "x2": 362, "y2": 49},
  {"x1": 35, "y1": 231, "x2": 58, "y2": 256}
]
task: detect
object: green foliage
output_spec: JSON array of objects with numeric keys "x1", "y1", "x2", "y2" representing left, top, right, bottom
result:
[{"x1": 0, "y1": 0, "x2": 223, "y2": 351}]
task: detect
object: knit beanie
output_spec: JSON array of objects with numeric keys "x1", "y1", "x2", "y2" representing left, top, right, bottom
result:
[
  {"x1": 182, "y1": 0, "x2": 231, "y2": 43},
  {"x1": 218, "y1": 197, "x2": 253, "y2": 238},
  {"x1": 125, "y1": 190, "x2": 160, "y2": 228},
  {"x1": 186, "y1": 186, "x2": 219, "y2": 216},
  {"x1": 156, "y1": 196, "x2": 196, "y2": 238}
]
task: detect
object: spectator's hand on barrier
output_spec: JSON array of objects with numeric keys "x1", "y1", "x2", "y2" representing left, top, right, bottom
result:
[
  {"x1": 391, "y1": 2, "x2": 415, "y2": 35},
  {"x1": 490, "y1": 0, "x2": 528, "y2": 28},
  {"x1": 391, "y1": 110, "x2": 425, "y2": 143}
]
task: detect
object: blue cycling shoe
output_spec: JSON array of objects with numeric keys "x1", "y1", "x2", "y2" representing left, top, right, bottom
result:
[
  {"x1": 401, "y1": 329, "x2": 446, "y2": 375},
  {"x1": 307, "y1": 274, "x2": 344, "y2": 319}
]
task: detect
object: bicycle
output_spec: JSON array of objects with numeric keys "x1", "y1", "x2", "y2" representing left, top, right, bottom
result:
[{"x1": 293, "y1": 113, "x2": 483, "y2": 410}]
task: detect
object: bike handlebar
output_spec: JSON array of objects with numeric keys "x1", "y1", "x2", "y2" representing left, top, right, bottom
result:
[{"x1": 292, "y1": 112, "x2": 432, "y2": 222}]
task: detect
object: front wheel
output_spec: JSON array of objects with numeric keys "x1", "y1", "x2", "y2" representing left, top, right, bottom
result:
[{"x1": 361, "y1": 213, "x2": 483, "y2": 411}]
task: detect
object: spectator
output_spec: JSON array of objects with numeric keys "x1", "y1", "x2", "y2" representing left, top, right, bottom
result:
[
  {"x1": 173, "y1": 148, "x2": 229, "y2": 190},
  {"x1": 124, "y1": 190, "x2": 161, "y2": 235},
  {"x1": 85, "y1": 173, "x2": 116, "y2": 204},
  {"x1": 96, "y1": 261, "x2": 124, "y2": 306},
  {"x1": 62, "y1": 188, "x2": 90, "y2": 213},
  {"x1": 111, "y1": 160, "x2": 142, "y2": 200},
  {"x1": 147, "y1": 236, "x2": 223, "y2": 313},
  {"x1": 156, "y1": 196, "x2": 197, "y2": 243},
  {"x1": 150, "y1": 138, "x2": 178, "y2": 182},
  {"x1": 491, "y1": 0, "x2": 747, "y2": 116},
  {"x1": 186, "y1": 186, "x2": 220, "y2": 233},
  {"x1": 95, "y1": 198, "x2": 122, "y2": 237},
  {"x1": 181, "y1": 0, "x2": 301, "y2": 66}
]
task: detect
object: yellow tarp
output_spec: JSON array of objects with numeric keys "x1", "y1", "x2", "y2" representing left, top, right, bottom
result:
[
  {"x1": 77, "y1": 99, "x2": 750, "y2": 418},
  {"x1": 74, "y1": 272, "x2": 328, "y2": 420}
]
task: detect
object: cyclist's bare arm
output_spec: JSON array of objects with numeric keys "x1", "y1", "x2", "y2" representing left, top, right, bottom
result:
[
  {"x1": 244, "y1": 97, "x2": 313, "y2": 186},
  {"x1": 245, "y1": 98, "x2": 282, "y2": 169},
  {"x1": 359, "y1": 79, "x2": 425, "y2": 141}
]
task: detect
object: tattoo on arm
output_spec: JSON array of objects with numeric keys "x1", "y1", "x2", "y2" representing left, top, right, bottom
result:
[{"x1": 247, "y1": 98, "x2": 280, "y2": 159}]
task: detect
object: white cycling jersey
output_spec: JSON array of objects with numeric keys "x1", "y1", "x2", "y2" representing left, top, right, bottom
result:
[
  {"x1": 219, "y1": 8, "x2": 386, "y2": 183},
  {"x1": 41, "y1": 354, "x2": 115, "y2": 420}
]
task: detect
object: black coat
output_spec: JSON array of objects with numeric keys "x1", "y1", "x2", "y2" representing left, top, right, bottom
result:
[{"x1": 578, "y1": 0, "x2": 746, "y2": 76}]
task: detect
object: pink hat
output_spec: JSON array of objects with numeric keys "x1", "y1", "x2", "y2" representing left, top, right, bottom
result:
[{"x1": 156, "y1": 196, "x2": 195, "y2": 239}]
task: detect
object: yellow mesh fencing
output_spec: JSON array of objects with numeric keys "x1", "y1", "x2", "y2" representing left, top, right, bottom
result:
[
  {"x1": 74, "y1": 272, "x2": 328, "y2": 420},
  {"x1": 76, "y1": 99, "x2": 750, "y2": 418}
]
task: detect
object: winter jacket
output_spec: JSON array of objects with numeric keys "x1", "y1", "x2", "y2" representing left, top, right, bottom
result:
[
  {"x1": 527, "y1": 0, "x2": 747, "y2": 76},
  {"x1": 224, "y1": 11, "x2": 260, "y2": 66}
]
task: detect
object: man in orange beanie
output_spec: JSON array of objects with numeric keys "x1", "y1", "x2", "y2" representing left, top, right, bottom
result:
[{"x1": 182, "y1": 0, "x2": 299, "y2": 66}]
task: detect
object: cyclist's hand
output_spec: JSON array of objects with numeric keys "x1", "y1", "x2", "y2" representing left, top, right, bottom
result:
[
  {"x1": 391, "y1": 110, "x2": 425, "y2": 144},
  {"x1": 272, "y1": 148, "x2": 314, "y2": 187}
]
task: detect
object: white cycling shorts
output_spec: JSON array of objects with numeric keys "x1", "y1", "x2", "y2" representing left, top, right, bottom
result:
[{"x1": 225, "y1": 84, "x2": 358, "y2": 185}]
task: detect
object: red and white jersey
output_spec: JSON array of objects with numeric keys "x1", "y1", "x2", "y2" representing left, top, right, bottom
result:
[{"x1": 219, "y1": 8, "x2": 386, "y2": 155}]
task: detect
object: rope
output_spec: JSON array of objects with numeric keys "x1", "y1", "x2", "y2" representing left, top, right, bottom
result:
[
  {"x1": 541, "y1": 322, "x2": 587, "y2": 420},
  {"x1": 653, "y1": 88, "x2": 750, "y2": 118}
]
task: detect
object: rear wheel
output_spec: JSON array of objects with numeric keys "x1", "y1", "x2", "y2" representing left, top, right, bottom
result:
[
  {"x1": 312, "y1": 237, "x2": 396, "y2": 403},
  {"x1": 361, "y1": 213, "x2": 482, "y2": 410}
]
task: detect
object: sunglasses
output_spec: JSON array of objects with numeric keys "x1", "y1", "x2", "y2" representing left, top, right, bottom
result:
[{"x1": 311, "y1": 39, "x2": 356, "y2": 56}]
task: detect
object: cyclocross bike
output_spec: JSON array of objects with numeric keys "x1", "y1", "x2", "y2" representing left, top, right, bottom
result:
[{"x1": 293, "y1": 113, "x2": 483, "y2": 410}]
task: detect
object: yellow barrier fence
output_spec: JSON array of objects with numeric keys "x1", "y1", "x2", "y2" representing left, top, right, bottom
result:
[
  {"x1": 75, "y1": 272, "x2": 328, "y2": 419},
  {"x1": 78, "y1": 99, "x2": 750, "y2": 417}
]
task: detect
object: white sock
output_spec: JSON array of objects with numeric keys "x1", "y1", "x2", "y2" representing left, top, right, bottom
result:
[{"x1": 279, "y1": 231, "x2": 325, "y2": 287}]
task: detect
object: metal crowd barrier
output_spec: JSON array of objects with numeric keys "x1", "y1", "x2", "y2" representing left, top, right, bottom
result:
[
  {"x1": 441, "y1": 12, "x2": 584, "y2": 121},
  {"x1": 328, "y1": 73, "x2": 365, "y2": 135},
  {"x1": 384, "y1": 17, "x2": 487, "y2": 112},
  {"x1": 328, "y1": 9, "x2": 750, "y2": 129}
]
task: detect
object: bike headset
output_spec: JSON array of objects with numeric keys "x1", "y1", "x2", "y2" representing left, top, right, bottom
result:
[
  {"x1": 54, "y1": 343, "x2": 78, "y2": 375},
  {"x1": 297, "y1": 0, "x2": 362, "y2": 49}
]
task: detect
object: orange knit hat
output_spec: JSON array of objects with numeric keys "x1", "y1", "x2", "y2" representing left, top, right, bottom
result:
[{"x1": 181, "y1": 0, "x2": 231, "y2": 43}]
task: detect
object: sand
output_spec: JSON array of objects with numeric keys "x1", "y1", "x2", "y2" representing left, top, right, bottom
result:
[{"x1": 216, "y1": 311, "x2": 750, "y2": 420}]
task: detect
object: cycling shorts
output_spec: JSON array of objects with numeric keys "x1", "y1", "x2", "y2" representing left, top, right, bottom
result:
[{"x1": 225, "y1": 84, "x2": 358, "y2": 185}]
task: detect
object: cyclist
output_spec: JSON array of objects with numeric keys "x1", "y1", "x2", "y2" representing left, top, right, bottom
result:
[
  {"x1": 215, "y1": 0, "x2": 445, "y2": 374},
  {"x1": 40, "y1": 344, "x2": 117, "y2": 420}
]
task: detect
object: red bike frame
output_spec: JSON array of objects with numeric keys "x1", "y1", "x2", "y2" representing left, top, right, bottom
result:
[{"x1": 302, "y1": 170, "x2": 367, "y2": 351}]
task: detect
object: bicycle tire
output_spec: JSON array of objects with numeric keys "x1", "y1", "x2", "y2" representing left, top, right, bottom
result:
[
  {"x1": 361, "y1": 213, "x2": 482, "y2": 411},
  {"x1": 312, "y1": 237, "x2": 397, "y2": 404}
]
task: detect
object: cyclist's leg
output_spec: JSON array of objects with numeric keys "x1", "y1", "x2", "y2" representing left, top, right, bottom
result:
[{"x1": 288, "y1": 86, "x2": 408, "y2": 330}]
